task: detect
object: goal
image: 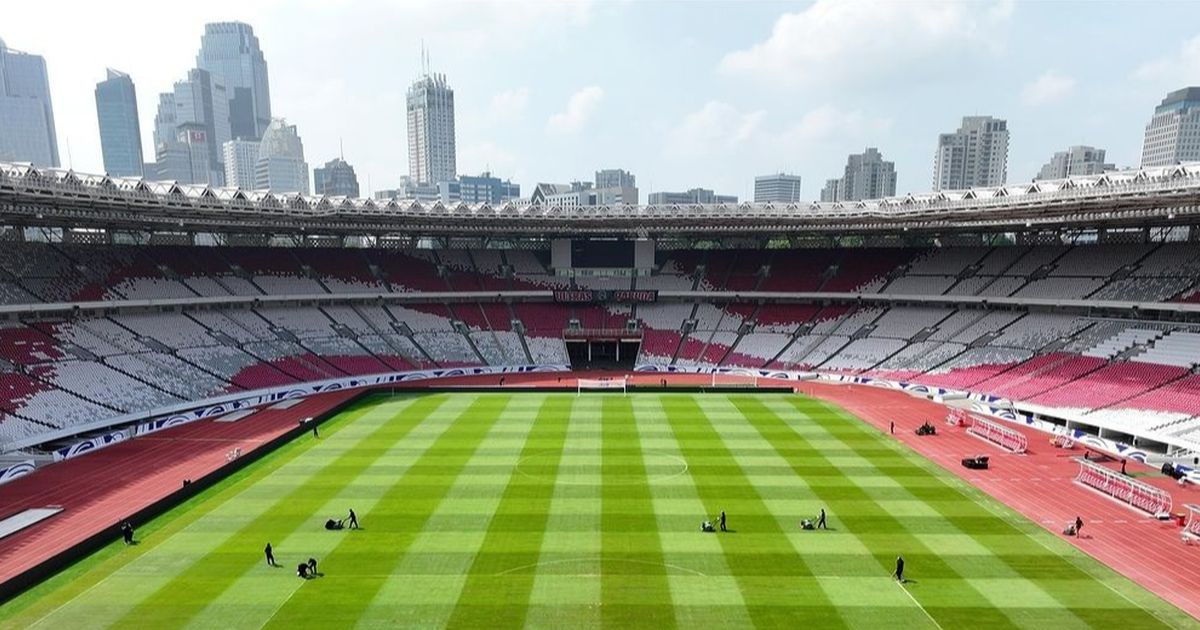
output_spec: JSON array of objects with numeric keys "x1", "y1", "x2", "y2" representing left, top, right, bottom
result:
[
  {"x1": 577, "y1": 377, "x2": 628, "y2": 395},
  {"x1": 710, "y1": 372, "x2": 759, "y2": 388}
]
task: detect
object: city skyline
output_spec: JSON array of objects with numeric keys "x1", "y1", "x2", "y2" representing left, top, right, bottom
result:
[{"x1": 2, "y1": 1, "x2": 1200, "y2": 199}]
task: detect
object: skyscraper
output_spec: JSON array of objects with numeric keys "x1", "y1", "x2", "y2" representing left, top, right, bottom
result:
[
  {"x1": 838, "y1": 148, "x2": 896, "y2": 201},
  {"x1": 932, "y1": 116, "x2": 1009, "y2": 191},
  {"x1": 153, "y1": 68, "x2": 228, "y2": 185},
  {"x1": 314, "y1": 157, "x2": 359, "y2": 197},
  {"x1": 754, "y1": 173, "x2": 803, "y2": 203},
  {"x1": 94, "y1": 69, "x2": 143, "y2": 177},
  {"x1": 1036, "y1": 146, "x2": 1113, "y2": 180},
  {"x1": 196, "y1": 22, "x2": 271, "y2": 140},
  {"x1": 0, "y1": 38, "x2": 59, "y2": 167},
  {"x1": 819, "y1": 178, "x2": 841, "y2": 203},
  {"x1": 1141, "y1": 87, "x2": 1200, "y2": 168},
  {"x1": 222, "y1": 139, "x2": 260, "y2": 189},
  {"x1": 407, "y1": 68, "x2": 456, "y2": 186},
  {"x1": 255, "y1": 118, "x2": 308, "y2": 194}
]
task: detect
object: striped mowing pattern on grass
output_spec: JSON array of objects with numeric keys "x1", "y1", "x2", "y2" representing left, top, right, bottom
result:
[{"x1": 1, "y1": 392, "x2": 1194, "y2": 630}]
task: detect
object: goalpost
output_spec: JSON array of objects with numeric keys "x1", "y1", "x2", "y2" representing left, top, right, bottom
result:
[{"x1": 577, "y1": 377, "x2": 628, "y2": 395}]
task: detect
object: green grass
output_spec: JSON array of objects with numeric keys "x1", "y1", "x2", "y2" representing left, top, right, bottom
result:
[{"x1": 2, "y1": 392, "x2": 1196, "y2": 629}]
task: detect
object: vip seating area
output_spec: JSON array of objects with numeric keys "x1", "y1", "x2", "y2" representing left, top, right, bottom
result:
[{"x1": 2, "y1": 241, "x2": 1200, "y2": 454}]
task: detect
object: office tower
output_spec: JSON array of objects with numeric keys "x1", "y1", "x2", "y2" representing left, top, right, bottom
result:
[
  {"x1": 407, "y1": 65, "x2": 456, "y2": 186},
  {"x1": 458, "y1": 172, "x2": 520, "y2": 204},
  {"x1": 254, "y1": 117, "x2": 308, "y2": 194},
  {"x1": 153, "y1": 68, "x2": 229, "y2": 185},
  {"x1": 222, "y1": 139, "x2": 260, "y2": 189},
  {"x1": 196, "y1": 22, "x2": 271, "y2": 140},
  {"x1": 314, "y1": 157, "x2": 360, "y2": 197},
  {"x1": 95, "y1": 69, "x2": 143, "y2": 177},
  {"x1": 1141, "y1": 87, "x2": 1200, "y2": 168},
  {"x1": 0, "y1": 38, "x2": 59, "y2": 167},
  {"x1": 754, "y1": 173, "x2": 803, "y2": 203}
]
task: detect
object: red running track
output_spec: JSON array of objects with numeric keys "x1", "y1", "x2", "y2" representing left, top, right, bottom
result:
[
  {"x1": 0, "y1": 389, "x2": 359, "y2": 588},
  {"x1": 1, "y1": 373, "x2": 1198, "y2": 621},
  {"x1": 792, "y1": 380, "x2": 1200, "y2": 622}
]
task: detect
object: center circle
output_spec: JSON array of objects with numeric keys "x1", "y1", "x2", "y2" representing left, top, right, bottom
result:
[{"x1": 516, "y1": 448, "x2": 688, "y2": 485}]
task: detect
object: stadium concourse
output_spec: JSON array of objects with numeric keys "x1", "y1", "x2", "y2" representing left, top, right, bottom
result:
[{"x1": 1, "y1": 372, "x2": 1199, "y2": 623}]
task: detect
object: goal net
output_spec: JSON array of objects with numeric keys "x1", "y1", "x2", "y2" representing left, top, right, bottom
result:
[
  {"x1": 577, "y1": 377, "x2": 628, "y2": 395},
  {"x1": 710, "y1": 372, "x2": 759, "y2": 388}
]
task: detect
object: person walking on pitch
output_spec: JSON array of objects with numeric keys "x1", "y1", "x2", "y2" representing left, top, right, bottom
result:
[
  {"x1": 719, "y1": 510, "x2": 727, "y2": 532},
  {"x1": 265, "y1": 542, "x2": 277, "y2": 567},
  {"x1": 347, "y1": 508, "x2": 359, "y2": 529},
  {"x1": 893, "y1": 555, "x2": 905, "y2": 583},
  {"x1": 817, "y1": 508, "x2": 827, "y2": 530}
]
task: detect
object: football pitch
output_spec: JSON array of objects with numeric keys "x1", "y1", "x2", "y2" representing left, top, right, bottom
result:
[{"x1": 1, "y1": 391, "x2": 1194, "y2": 629}]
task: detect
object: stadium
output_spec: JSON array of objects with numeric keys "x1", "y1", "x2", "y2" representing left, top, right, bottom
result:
[{"x1": 1, "y1": 159, "x2": 1200, "y2": 629}]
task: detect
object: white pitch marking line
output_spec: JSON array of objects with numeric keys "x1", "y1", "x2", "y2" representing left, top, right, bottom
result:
[{"x1": 897, "y1": 581, "x2": 945, "y2": 630}]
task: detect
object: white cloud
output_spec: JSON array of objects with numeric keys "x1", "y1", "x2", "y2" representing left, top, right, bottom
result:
[
  {"x1": 1020, "y1": 71, "x2": 1076, "y2": 106},
  {"x1": 784, "y1": 104, "x2": 892, "y2": 143},
  {"x1": 489, "y1": 87, "x2": 529, "y2": 122},
  {"x1": 665, "y1": 101, "x2": 766, "y2": 156},
  {"x1": 547, "y1": 86, "x2": 604, "y2": 134},
  {"x1": 1135, "y1": 34, "x2": 1200, "y2": 83},
  {"x1": 718, "y1": 0, "x2": 1012, "y2": 88},
  {"x1": 666, "y1": 102, "x2": 888, "y2": 157},
  {"x1": 459, "y1": 141, "x2": 518, "y2": 176}
]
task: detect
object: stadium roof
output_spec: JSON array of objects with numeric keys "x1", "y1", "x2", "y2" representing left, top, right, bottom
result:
[{"x1": 3, "y1": 161, "x2": 1200, "y2": 238}]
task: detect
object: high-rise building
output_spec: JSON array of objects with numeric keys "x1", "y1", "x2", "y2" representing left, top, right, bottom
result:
[
  {"x1": 932, "y1": 116, "x2": 1009, "y2": 191},
  {"x1": 222, "y1": 139, "x2": 260, "y2": 189},
  {"x1": 0, "y1": 38, "x2": 59, "y2": 167},
  {"x1": 593, "y1": 168, "x2": 638, "y2": 204},
  {"x1": 156, "y1": 123, "x2": 215, "y2": 185},
  {"x1": 754, "y1": 173, "x2": 803, "y2": 203},
  {"x1": 254, "y1": 118, "x2": 308, "y2": 194},
  {"x1": 459, "y1": 172, "x2": 520, "y2": 204},
  {"x1": 819, "y1": 178, "x2": 841, "y2": 203},
  {"x1": 153, "y1": 68, "x2": 229, "y2": 185},
  {"x1": 595, "y1": 168, "x2": 636, "y2": 190},
  {"x1": 647, "y1": 188, "x2": 737, "y2": 205},
  {"x1": 838, "y1": 148, "x2": 896, "y2": 201},
  {"x1": 314, "y1": 157, "x2": 360, "y2": 197},
  {"x1": 1036, "y1": 146, "x2": 1114, "y2": 180},
  {"x1": 406, "y1": 70, "x2": 456, "y2": 185},
  {"x1": 94, "y1": 69, "x2": 143, "y2": 177},
  {"x1": 196, "y1": 22, "x2": 271, "y2": 140},
  {"x1": 1141, "y1": 87, "x2": 1200, "y2": 168}
]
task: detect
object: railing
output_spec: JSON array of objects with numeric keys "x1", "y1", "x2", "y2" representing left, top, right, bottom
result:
[
  {"x1": 968, "y1": 415, "x2": 1029, "y2": 453},
  {"x1": 563, "y1": 328, "x2": 642, "y2": 339},
  {"x1": 1185, "y1": 504, "x2": 1200, "y2": 543},
  {"x1": 1074, "y1": 457, "x2": 1173, "y2": 516}
]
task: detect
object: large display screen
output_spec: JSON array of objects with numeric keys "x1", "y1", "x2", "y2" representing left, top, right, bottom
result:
[{"x1": 572, "y1": 239, "x2": 634, "y2": 268}]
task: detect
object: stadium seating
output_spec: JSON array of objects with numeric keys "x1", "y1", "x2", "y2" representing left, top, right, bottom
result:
[{"x1": 4, "y1": 241, "x2": 1200, "y2": 453}]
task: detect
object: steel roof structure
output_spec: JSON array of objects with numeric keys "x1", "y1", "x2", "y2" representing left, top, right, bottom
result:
[{"x1": 3, "y1": 161, "x2": 1200, "y2": 238}]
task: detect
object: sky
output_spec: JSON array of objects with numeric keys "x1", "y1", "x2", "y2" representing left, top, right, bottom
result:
[{"x1": 4, "y1": 0, "x2": 1200, "y2": 200}]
